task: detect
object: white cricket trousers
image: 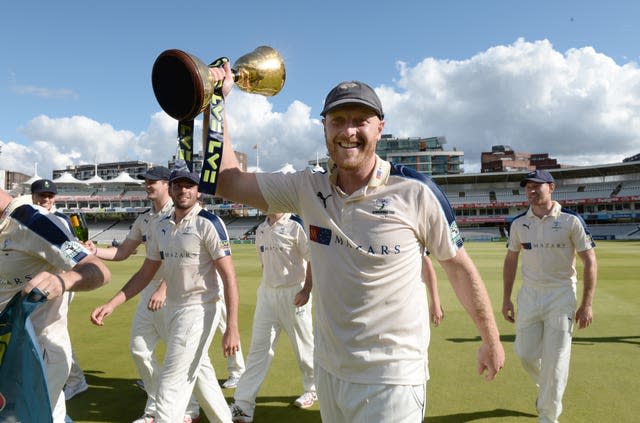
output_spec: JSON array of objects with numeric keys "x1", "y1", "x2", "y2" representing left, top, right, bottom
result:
[
  {"x1": 130, "y1": 283, "x2": 200, "y2": 417},
  {"x1": 65, "y1": 292, "x2": 86, "y2": 388},
  {"x1": 155, "y1": 301, "x2": 231, "y2": 423},
  {"x1": 32, "y1": 295, "x2": 72, "y2": 423},
  {"x1": 515, "y1": 284, "x2": 577, "y2": 423},
  {"x1": 234, "y1": 284, "x2": 314, "y2": 416},
  {"x1": 316, "y1": 366, "x2": 426, "y2": 423}
]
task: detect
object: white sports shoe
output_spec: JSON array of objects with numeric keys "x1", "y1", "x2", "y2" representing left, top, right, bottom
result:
[
  {"x1": 229, "y1": 403, "x2": 253, "y2": 422},
  {"x1": 64, "y1": 379, "x2": 89, "y2": 400},
  {"x1": 222, "y1": 375, "x2": 241, "y2": 389},
  {"x1": 293, "y1": 391, "x2": 317, "y2": 408},
  {"x1": 132, "y1": 414, "x2": 154, "y2": 423}
]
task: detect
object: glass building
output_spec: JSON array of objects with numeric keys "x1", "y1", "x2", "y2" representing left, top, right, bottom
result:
[{"x1": 375, "y1": 134, "x2": 464, "y2": 175}]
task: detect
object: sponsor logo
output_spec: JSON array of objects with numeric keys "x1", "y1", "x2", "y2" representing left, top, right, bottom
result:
[
  {"x1": 0, "y1": 391, "x2": 5, "y2": 411},
  {"x1": 309, "y1": 225, "x2": 332, "y2": 245},
  {"x1": 521, "y1": 242, "x2": 568, "y2": 249},
  {"x1": 161, "y1": 251, "x2": 196, "y2": 258},
  {"x1": 523, "y1": 223, "x2": 530, "y2": 229},
  {"x1": 0, "y1": 274, "x2": 33, "y2": 289},
  {"x1": 316, "y1": 192, "x2": 332, "y2": 208},
  {"x1": 309, "y1": 225, "x2": 402, "y2": 255}
]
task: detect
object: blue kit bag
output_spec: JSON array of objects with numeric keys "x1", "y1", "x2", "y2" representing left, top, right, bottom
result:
[{"x1": 0, "y1": 289, "x2": 53, "y2": 423}]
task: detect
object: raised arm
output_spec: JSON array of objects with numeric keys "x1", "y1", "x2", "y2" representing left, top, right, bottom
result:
[
  {"x1": 209, "y1": 63, "x2": 268, "y2": 211},
  {"x1": 438, "y1": 247, "x2": 505, "y2": 380}
]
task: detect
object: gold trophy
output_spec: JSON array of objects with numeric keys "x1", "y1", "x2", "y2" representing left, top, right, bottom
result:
[{"x1": 151, "y1": 46, "x2": 286, "y2": 121}]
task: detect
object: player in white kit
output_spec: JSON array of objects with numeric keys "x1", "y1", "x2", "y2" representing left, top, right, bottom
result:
[
  {"x1": 0, "y1": 188, "x2": 111, "y2": 423},
  {"x1": 210, "y1": 65, "x2": 505, "y2": 423},
  {"x1": 86, "y1": 166, "x2": 202, "y2": 422},
  {"x1": 30, "y1": 179, "x2": 90, "y2": 402},
  {"x1": 229, "y1": 213, "x2": 315, "y2": 422},
  {"x1": 503, "y1": 170, "x2": 597, "y2": 423},
  {"x1": 91, "y1": 166, "x2": 240, "y2": 423}
]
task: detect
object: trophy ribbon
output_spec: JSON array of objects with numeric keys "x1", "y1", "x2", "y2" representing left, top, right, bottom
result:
[
  {"x1": 198, "y1": 57, "x2": 228, "y2": 195},
  {"x1": 178, "y1": 119, "x2": 195, "y2": 172}
]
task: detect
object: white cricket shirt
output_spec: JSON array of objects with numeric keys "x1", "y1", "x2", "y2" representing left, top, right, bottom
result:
[
  {"x1": 507, "y1": 201, "x2": 595, "y2": 287},
  {"x1": 255, "y1": 213, "x2": 309, "y2": 289},
  {"x1": 146, "y1": 204, "x2": 231, "y2": 307},
  {"x1": 127, "y1": 199, "x2": 173, "y2": 287},
  {"x1": 257, "y1": 156, "x2": 462, "y2": 385}
]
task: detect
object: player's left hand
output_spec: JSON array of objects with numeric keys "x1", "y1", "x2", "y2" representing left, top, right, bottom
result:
[
  {"x1": 222, "y1": 328, "x2": 241, "y2": 358},
  {"x1": 23, "y1": 271, "x2": 66, "y2": 300},
  {"x1": 477, "y1": 341, "x2": 505, "y2": 381},
  {"x1": 294, "y1": 289, "x2": 310, "y2": 307},
  {"x1": 575, "y1": 304, "x2": 593, "y2": 329},
  {"x1": 147, "y1": 289, "x2": 166, "y2": 311}
]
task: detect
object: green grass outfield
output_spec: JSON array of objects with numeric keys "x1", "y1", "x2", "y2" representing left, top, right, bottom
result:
[{"x1": 65, "y1": 241, "x2": 640, "y2": 422}]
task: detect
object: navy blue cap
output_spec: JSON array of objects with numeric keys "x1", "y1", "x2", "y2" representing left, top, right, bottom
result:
[
  {"x1": 30, "y1": 179, "x2": 57, "y2": 194},
  {"x1": 138, "y1": 166, "x2": 171, "y2": 181},
  {"x1": 321, "y1": 81, "x2": 384, "y2": 119},
  {"x1": 520, "y1": 169, "x2": 555, "y2": 187},
  {"x1": 169, "y1": 168, "x2": 199, "y2": 184}
]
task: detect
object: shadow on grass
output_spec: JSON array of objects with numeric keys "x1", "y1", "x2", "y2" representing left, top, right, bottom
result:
[
  {"x1": 66, "y1": 374, "x2": 322, "y2": 422},
  {"x1": 447, "y1": 334, "x2": 640, "y2": 346},
  {"x1": 244, "y1": 397, "x2": 321, "y2": 423},
  {"x1": 425, "y1": 408, "x2": 537, "y2": 422},
  {"x1": 66, "y1": 371, "x2": 148, "y2": 422},
  {"x1": 572, "y1": 335, "x2": 640, "y2": 345},
  {"x1": 447, "y1": 335, "x2": 515, "y2": 343}
]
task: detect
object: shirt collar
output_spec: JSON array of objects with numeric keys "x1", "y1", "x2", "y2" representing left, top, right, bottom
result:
[
  {"x1": 171, "y1": 203, "x2": 202, "y2": 224},
  {"x1": 526, "y1": 201, "x2": 561, "y2": 219},
  {"x1": 153, "y1": 199, "x2": 173, "y2": 216},
  {"x1": 327, "y1": 155, "x2": 391, "y2": 193},
  {"x1": 266, "y1": 213, "x2": 291, "y2": 226}
]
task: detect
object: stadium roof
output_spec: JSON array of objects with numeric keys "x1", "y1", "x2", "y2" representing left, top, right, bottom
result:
[
  {"x1": 106, "y1": 171, "x2": 142, "y2": 184},
  {"x1": 433, "y1": 161, "x2": 640, "y2": 186},
  {"x1": 53, "y1": 172, "x2": 86, "y2": 184}
]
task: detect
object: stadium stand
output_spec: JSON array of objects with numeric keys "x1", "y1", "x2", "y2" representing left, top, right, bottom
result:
[{"x1": 18, "y1": 158, "x2": 639, "y2": 243}]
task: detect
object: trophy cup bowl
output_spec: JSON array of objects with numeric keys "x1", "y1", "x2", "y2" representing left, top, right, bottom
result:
[{"x1": 152, "y1": 46, "x2": 286, "y2": 121}]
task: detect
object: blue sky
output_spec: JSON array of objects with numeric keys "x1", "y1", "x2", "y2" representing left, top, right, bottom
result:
[{"x1": 2, "y1": 0, "x2": 639, "y2": 178}]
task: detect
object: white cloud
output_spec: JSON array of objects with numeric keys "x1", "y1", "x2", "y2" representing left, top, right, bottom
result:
[
  {"x1": 381, "y1": 38, "x2": 640, "y2": 172},
  {"x1": 3, "y1": 38, "x2": 640, "y2": 178}
]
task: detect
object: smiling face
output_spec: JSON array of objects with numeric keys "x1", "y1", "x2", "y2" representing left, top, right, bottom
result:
[
  {"x1": 524, "y1": 181, "x2": 555, "y2": 207},
  {"x1": 170, "y1": 179, "x2": 200, "y2": 210},
  {"x1": 32, "y1": 192, "x2": 56, "y2": 211},
  {"x1": 323, "y1": 105, "x2": 384, "y2": 174},
  {"x1": 144, "y1": 178, "x2": 169, "y2": 202}
]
